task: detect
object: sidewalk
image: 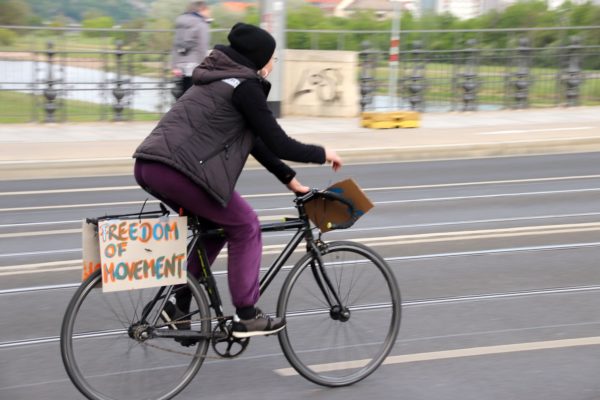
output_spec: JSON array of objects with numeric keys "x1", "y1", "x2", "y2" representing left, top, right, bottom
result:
[{"x1": 1, "y1": 106, "x2": 600, "y2": 180}]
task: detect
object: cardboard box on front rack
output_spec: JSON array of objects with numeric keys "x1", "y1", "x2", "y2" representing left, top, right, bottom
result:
[{"x1": 304, "y1": 178, "x2": 374, "y2": 233}]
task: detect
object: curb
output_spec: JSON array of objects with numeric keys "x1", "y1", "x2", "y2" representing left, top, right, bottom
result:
[{"x1": 2, "y1": 137, "x2": 600, "y2": 181}]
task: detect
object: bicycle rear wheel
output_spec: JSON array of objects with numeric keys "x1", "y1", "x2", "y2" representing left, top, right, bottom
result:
[
  {"x1": 60, "y1": 270, "x2": 211, "y2": 400},
  {"x1": 277, "y1": 241, "x2": 401, "y2": 387}
]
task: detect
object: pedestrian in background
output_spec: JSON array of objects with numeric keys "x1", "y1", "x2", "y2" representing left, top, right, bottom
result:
[{"x1": 171, "y1": 1, "x2": 212, "y2": 97}]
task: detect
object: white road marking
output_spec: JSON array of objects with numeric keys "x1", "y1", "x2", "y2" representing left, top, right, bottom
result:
[
  {"x1": 0, "y1": 200, "x2": 158, "y2": 212},
  {"x1": 274, "y1": 336, "x2": 600, "y2": 376},
  {"x1": 2, "y1": 174, "x2": 600, "y2": 197},
  {"x1": 0, "y1": 157, "x2": 129, "y2": 165},
  {"x1": 0, "y1": 220, "x2": 80, "y2": 228},
  {"x1": 2, "y1": 187, "x2": 600, "y2": 213},
  {"x1": 0, "y1": 265, "x2": 83, "y2": 276},
  {"x1": 479, "y1": 126, "x2": 595, "y2": 135},
  {"x1": 363, "y1": 174, "x2": 600, "y2": 192},
  {"x1": 1, "y1": 222, "x2": 599, "y2": 276},
  {"x1": 0, "y1": 216, "x2": 292, "y2": 239},
  {"x1": 3, "y1": 211, "x2": 600, "y2": 234},
  {"x1": 377, "y1": 187, "x2": 600, "y2": 205},
  {"x1": 0, "y1": 260, "x2": 80, "y2": 271},
  {"x1": 258, "y1": 222, "x2": 600, "y2": 253},
  {"x1": 0, "y1": 228, "x2": 80, "y2": 239},
  {"x1": 0, "y1": 249, "x2": 79, "y2": 258},
  {"x1": 0, "y1": 185, "x2": 139, "y2": 196},
  {"x1": 336, "y1": 135, "x2": 600, "y2": 151}
]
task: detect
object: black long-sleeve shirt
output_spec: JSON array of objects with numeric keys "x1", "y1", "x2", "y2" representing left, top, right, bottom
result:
[{"x1": 217, "y1": 45, "x2": 326, "y2": 184}]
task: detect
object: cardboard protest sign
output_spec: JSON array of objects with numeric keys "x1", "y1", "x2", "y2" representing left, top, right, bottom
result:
[
  {"x1": 305, "y1": 178, "x2": 374, "y2": 232},
  {"x1": 82, "y1": 220, "x2": 102, "y2": 282},
  {"x1": 97, "y1": 216, "x2": 188, "y2": 292}
]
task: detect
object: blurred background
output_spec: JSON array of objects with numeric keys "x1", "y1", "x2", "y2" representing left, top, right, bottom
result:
[{"x1": 1, "y1": 0, "x2": 599, "y2": 122}]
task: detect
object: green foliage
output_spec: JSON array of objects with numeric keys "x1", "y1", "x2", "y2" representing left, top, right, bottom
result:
[
  {"x1": 23, "y1": 0, "x2": 140, "y2": 23},
  {"x1": 3, "y1": 0, "x2": 600, "y2": 67},
  {"x1": 0, "y1": 90, "x2": 159, "y2": 123},
  {"x1": 287, "y1": 5, "x2": 328, "y2": 49},
  {"x1": 82, "y1": 16, "x2": 116, "y2": 37},
  {"x1": 47, "y1": 15, "x2": 70, "y2": 28},
  {"x1": 137, "y1": 17, "x2": 173, "y2": 53},
  {"x1": 0, "y1": 28, "x2": 17, "y2": 45},
  {"x1": 148, "y1": 0, "x2": 188, "y2": 26},
  {"x1": 210, "y1": 3, "x2": 249, "y2": 30},
  {"x1": 0, "y1": 0, "x2": 31, "y2": 25}
]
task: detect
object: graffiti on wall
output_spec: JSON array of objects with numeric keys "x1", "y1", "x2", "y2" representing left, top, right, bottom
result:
[{"x1": 291, "y1": 67, "x2": 344, "y2": 104}]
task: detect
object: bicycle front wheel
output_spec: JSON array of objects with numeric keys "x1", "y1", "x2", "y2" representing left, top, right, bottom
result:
[
  {"x1": 277, "y1": 241, "x2": 401, "y2": 387},
  {"x1": 60, "y1": 270, "x2": 211, "y2": 400}
]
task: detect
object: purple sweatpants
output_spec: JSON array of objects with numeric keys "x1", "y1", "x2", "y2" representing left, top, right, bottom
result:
[{"x1": 134, "y1": 159, "x2": 261, "y2": 309}]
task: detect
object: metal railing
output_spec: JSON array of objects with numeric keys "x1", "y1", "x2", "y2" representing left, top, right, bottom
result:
[
  {"x1": 0, "y1": 25, "x2": 599, "y2": 122},
  {"x1": 357, "y1": 26, "x2": 600, "y2": 112}
]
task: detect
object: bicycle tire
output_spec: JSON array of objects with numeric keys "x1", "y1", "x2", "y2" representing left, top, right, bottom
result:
[
  {"x1": 277, "y1": 241, "x2": 401, "y2": 387},
  {"x1": 60, "y1": 270, "x2": 211, "y2": 400}
]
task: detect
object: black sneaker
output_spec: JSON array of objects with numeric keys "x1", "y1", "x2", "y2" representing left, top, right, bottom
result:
[
  {"x1": 231, "y1": 308, "x2": 286, "y2": 338},
  {"x1": 161, "y1": 301, "x2": 198, "y2": 347}
]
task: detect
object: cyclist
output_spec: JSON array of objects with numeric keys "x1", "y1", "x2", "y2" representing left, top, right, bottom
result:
[{"x1": 133, "y1": 22, "x2": 342, "y2": 339}]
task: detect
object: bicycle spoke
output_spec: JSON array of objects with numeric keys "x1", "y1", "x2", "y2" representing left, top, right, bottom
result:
[
  {"x1": 61, "y1": 271, "x2": 211, "y2": 400},
  {"x1": 278, "y1": 241, "x2": 401, "y2": 387}
]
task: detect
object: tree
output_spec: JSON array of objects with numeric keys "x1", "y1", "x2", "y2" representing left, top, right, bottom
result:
[
  {"x1": 23, "y1": 0, "x2": 138, "y2": 23},
  {"x1": 0, "y1": 0, "x2": 32, "y2": 25},
  {"x1": 82, "y1": 15, "x2": 116, "y2": 37},
  {"x1": 148, "y1": 0, "x2": 188, "y2": 26},
  {"x1": 287, "y1": 4, "x2": 328, "y2": 49}
]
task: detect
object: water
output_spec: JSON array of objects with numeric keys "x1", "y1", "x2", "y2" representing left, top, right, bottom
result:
[
  {"x1": 0, "y1": 60, "x2": 173, "y2": 113},
  {"x1": 365, "y1": 95, "x2": 504, "y2": 113}
]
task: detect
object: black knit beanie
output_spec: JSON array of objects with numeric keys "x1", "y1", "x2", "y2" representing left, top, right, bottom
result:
[{"x1": 227, "y1": 22, "x2": 276, "y2": 70}]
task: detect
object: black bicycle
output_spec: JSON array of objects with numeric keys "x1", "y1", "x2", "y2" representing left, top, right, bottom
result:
[{"x1": 60, "y1": 189, "x2": 402, "y2": 400}]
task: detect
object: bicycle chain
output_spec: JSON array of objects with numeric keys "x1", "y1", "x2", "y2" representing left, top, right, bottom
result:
[{"x1": 141, "y1": 315, "x2": 235, "y2": 360}]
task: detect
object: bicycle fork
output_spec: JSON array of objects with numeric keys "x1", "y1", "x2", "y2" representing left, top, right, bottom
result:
[{"x1": 308, "y1": 241, "x2": 351, "y2": 322}]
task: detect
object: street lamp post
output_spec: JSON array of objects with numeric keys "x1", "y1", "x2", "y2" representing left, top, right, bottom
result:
[
  {"x1": 258, "y1": 0, "x2": 286, "y2": 118},
  {"x1": 389, "y1": 0, "x2": 402, "y2": 109}
]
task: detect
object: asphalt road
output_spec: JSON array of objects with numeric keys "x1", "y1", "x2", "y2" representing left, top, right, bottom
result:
[{"x1": 1, "y1": 153, "x2": 600, "y2": 400}]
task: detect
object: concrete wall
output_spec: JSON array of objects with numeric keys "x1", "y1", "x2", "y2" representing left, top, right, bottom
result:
[{"x1": 281, "y1": 49, "x2": 360, "y2": 118}]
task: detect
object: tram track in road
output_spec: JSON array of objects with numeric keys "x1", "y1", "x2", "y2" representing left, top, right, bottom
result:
[
  {"x1": 2, "y1": 174, "x2": 600, "y2": 198},
  {"x1": 3, "y1": 282, "x2": 600, "y2": 350},
  {"x1": 2, "y1": 223, "x2": 600, "y2": 276},
  {"x1": 2, "y1": 172, "x2": 599, "y2": 260},
  {"x1": 3, "y1": 183, "x2": 600, "y2": 212},
  {"x1": 2, "y1": 237, "x2": 600, "y2": 281},
  {"x1": 2, "y1": 173, "x2": 600, "y2": 213}
]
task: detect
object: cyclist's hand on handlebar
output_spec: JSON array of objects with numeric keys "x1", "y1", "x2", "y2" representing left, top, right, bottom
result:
[
  {"x1": 286, "y1": 178, "x2": 310, "y2": 195},
  {"x1": 325, "y1": 148, "x2": 343, "y2": 172}
]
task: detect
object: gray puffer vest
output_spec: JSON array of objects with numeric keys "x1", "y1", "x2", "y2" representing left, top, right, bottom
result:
[{"x1": 133, "y1": 50, "x2": 260, "y2": 206}]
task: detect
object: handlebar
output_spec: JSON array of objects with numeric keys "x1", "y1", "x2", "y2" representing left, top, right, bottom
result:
[{"x1": 295, "y1": 188, "x2": 358, "y2": 231}]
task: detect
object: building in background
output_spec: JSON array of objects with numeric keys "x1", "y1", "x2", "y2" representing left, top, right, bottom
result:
[
  {"x1": 436, "y1": 0, "x2": 482, "y2": 19},
  {"x1": 335, "y1": 0, "x2": 417, "y2": 18},
  {"x1": 306, "y1": 0, "x2": 343, "y2": 14},
  {"x1": 421, "y1": 0, "x2": 438, "y2": 14},
  {"x1": 325, "y1": 0, "x2": 600, "y2": 20},
  {"x1": 222, "y1": 2, "x2": 255, "y2": 13}
]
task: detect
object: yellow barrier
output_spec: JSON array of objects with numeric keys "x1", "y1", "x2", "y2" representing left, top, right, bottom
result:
[{"x1": 361, "y1": 111, "x2": 421, "y2": 129}]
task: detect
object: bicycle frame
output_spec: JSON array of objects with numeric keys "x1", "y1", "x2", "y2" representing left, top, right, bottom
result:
[
  {"x1": 189, "y1": 216, "x2": 319, "y2": 322},
  {"x1": 180, "y1": 192, "x2": 348, "y2": 328},
  {"x1": 137, "y1": 189, "x2": 357, "y2": 340}
]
